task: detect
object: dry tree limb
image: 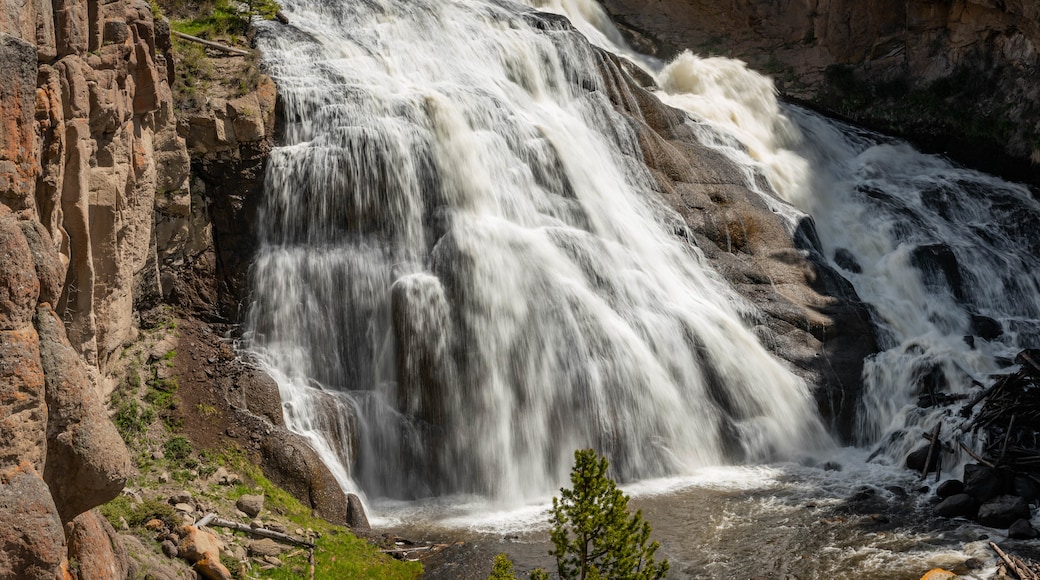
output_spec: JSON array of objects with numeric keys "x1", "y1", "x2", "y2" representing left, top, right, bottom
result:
[
  {"x1": 199, "y1": 514, "x2": 316, "y2": 548},
  {"x1": 921, "y1": 423, "x2": 942, "y2": 479},
  {"x1": 959, "y1": 441, "x2": 996, "y2": 468},
  {"x1": 172, "y1": 31, "x2": 251, "y2": 56}
]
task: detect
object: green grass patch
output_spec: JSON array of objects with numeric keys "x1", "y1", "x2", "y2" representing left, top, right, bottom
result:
[
  {"x1": 98, "y1": 496, "x2": 178, "y2": 529},
  {"x1": 217, "y1": 450, "x2": 423, "y2": 580}
]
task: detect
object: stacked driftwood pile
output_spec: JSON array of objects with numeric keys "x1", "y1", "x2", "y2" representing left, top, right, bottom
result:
[
  {"x1": 911, "y1": 349, "x2": 1040, "y2": 579},
  {"x1": 965, "y1": 350, "x2": 1040, "y2": 474}
]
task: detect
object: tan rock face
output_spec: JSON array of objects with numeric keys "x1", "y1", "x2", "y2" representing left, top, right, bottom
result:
[
  {"x1": 0, "y1": 33, "x2": 40, "y2": 212},
  {"x1": 1, "y1": 0, "x2": 190, "y2": 577},
  {"x1": 0, "y1": 327, "x2": 46, "y2": 470},
  {"x1": 37, "y1": 305, "x2": 131, "y2": 523},
  {"x1": 0, "y1": 212, "x2": 41, "y2": 330}
]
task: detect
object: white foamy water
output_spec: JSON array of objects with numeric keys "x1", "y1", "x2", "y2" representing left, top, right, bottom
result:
[
  {"x1": 238, "y1": 1, "x2": 1040, "y2": 575},
  {"x1": 245, "y1": 0, "x2": 830, "y2": 506}
]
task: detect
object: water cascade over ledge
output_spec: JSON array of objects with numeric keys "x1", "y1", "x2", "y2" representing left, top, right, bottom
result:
[{"x1": 243, "y1": 0, "x2": 832, "y2": 502}]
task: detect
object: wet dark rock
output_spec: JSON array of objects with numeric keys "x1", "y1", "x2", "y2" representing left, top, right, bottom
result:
[
  {"x1": 936, "y1": 480, "x2": 965, "y2": 499},
  {"x1": 884, "y1": 486, "x2": 907, "y2": 498},
  {"x1": 977, "y1": 495, "x2": 1030, "y2": 528},
  {"x1": 849, "y1": 487, "x2": 876, "y2": 502},
  {"x1": 833, "y1": 248, "x2": 862, "y2": 274},
  {"x1": 910, "y1": 243, "x2": 965, "y2": 303},
  {"x1": 822, "y1": 461, "x2": 842, "y2": 472},
  {"x1": 1008, "y1": 518, "x2": 1038, "y2": 539},
  {"x1": 933, "y1": 494, "x2": 978, "y2": 519},
  {"x1": 346, "y1": 493, "x2": 370, "y2": 531},
  {"x1": 963, "y1": 464, "x2": 1005, "y2": 502},
  {"x1": 969, "y1": 314, "x2": 1003, "y2": 341},
  {"x1": 1012, "y1": 475, "x2": 1040, "y2": 503},
  {"x1": 963, "y1": 558, "x2": 983, "y2": 570},
  {"x1": 906, "y1": 445, "x2": 940, "y2": 474}
]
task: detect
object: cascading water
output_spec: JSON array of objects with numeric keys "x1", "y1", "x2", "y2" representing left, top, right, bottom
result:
[
  {"x1": 648, "y1": 52, "x2": 1040, "y2": 466},
  {"x1": 238, "y1": 0, "x2": 1040, "y2": 575},
  {"x1": 243, "y1": 0, "x2": 832, "y2": 504}
]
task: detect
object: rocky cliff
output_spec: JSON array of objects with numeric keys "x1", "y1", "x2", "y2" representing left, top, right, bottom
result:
[
  {"x1": 0, "y1": 2, "x2": 349, "y2": 577},
  {"x1": 600, "y1": 0, "x2": 1040, "y2": 183},
  {"x1": 1, "y1": 1, "x2": 176, "y2": 575}
]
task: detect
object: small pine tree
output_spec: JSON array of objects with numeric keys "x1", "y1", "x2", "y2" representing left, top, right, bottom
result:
[
  {"x1": 488, "y1": 553, "x2": 550, "y2": 580},
  {"x1": 548, "y1": 449, "x2": 669, "y2": 580},
  {"x1": 489, "y1": 554, "x2": 518, "y2": 580}
]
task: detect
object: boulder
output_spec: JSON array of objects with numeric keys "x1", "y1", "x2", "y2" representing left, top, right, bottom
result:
[
  {"x1": 933, "y1": 493, "x2": 978, "y2": 519},
  {"x1": 935, "y1": 479, "x2": 964, "y2": 499},
  {"x1": 176, "y1": 525, "x2": 224, "y2": 564},
  {"x1": 259, "y1": 430, "x2": 348, "y2": 523},
  {"x1": 247, "y1": 538, "x2": 285, "y2": 558},
  {"x1": 0, "y1": 464, "x2": 67, "y2": 580},
  {"x1": 346, "y1": 493, "x2": 370, "y2": 530},
  {"x1": 194, "y1": 554, "x2": 232, "y2": 580},
  {"x1": 1008, "y1": 518, "x2": 1038, "y2": 540},
  {"x1": 905, "y1": 445, "x2": 940, "y2": 474},
  {"x1": 1012, "y1": 475, "x2": 1039, "y2": 504},
  {"x1": 170, "y1": 490, "x2": 193, "y2": 504},
  {"x1": 977, "y1": 495, "x2": 1031, "y2": 528},
  {"x1": 235, "y1": 494, "x2": 264, "y2": 518},
  {"x1": 963, "y1": 464, "x2": 1004, "y2": 503},
  {"x1": 65, "y1": 510, "x2": 129, "y2": 580},
  {"x1": 36, "y1": 305, "x2": 131, "y2": 522}
]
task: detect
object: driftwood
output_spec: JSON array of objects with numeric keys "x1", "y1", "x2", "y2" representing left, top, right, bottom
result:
[
  {"x1": 921, "y1": 423, "x2": 942, "y2": 480},
  {"x1": 200, "y1": 514, "x2": 316, "y2": 548},
  {"x1": 380, "y1": 542, "x2": 461, "y2": 562},
  {"x1": 172, "y1": 31, "x2": 251, "y2": 56},
  {"x1": 958, "y1": 441, "x2": 996, "y2": 468},
  {"x1": 991, "y1": 542, "x2": 1040, "y2": 580},
  {"x1": 275, "y1": 10, "x2": 290, "y2": 24}
]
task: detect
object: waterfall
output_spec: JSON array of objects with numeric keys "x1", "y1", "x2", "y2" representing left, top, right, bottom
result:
[
  {"x1": 244, "y1": 0, "x2": 831, "y2": 502},
  {"x1": 651, "y1": 53, "x2": 1040, "y2": 465}
]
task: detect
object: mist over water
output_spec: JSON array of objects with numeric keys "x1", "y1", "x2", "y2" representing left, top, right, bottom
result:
[{"x1": 245, "y1": 0, "x2": 829, "y2": 504}]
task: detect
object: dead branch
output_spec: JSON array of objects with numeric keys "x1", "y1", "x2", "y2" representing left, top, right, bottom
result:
[
  {"x1": 173, "y1": 31, "x2": 251, "y2": 56},
  {"x1": 201, "y1": 514, "x2": 316, "y2": 548}
]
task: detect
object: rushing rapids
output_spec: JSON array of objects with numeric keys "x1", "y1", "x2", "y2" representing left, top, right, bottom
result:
[{"x1": 244, "y1": 0, "x2": 833, "y2": 503}]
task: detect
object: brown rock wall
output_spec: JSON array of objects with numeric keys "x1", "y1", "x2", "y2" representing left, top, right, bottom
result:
[
  {"x1": 600, "y1": 0, "x2": 1040, "y2": 180},
  {"x1": 1, "y1": 0, "x2": 186, "y2": 576}
]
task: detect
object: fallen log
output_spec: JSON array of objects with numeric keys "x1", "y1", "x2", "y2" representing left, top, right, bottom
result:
[
  {"x1": 199, "y1": 514, "x2": 316, "y2": 548},
  {"x1": 173, "y1": 31, "x2": 251, "y2": 56}
]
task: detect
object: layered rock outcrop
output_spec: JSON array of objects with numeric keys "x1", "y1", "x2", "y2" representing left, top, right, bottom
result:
[
  {"x1": 600, "y1": 0, "x2": 1040, "y2": 183},
  {"x1": 1, "y1": 0, "x2": 181, "y2": 575},
  {"x1": 593, "y1": 50, "x2": 877, "y2": 439}
]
